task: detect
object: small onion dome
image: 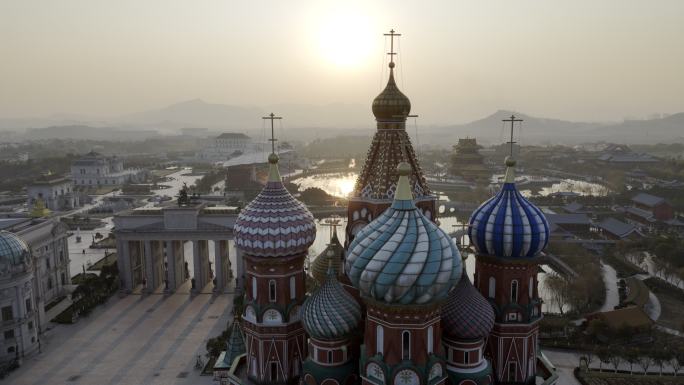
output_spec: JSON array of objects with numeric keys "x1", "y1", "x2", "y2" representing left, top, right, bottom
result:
[
  {"x1": 346, "y1": 163, "x2": 462, "y2": 305},
  {"x1": 468, "y1": 157, "x2": 549, "y2": 258},
  {"x1": 372, "y1": 63, "x2": 411, "y2": 122},
  {"x1": 234, "y1": 153, "x2": 316, "y2": 257},
  {"x1": 0, "y1": 231, "x2": 31, "y2": 270},
  {"x1": 441, "y1": 274, "x2": 494, "y2": 340},
  {"x1": 311, "y1": 231, "x2": 344, "y2": 285},
  {"x1": 302, "y1": 266, "x2": 362, "y2": 341}
]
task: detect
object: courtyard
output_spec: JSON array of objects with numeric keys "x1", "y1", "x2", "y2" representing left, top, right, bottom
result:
[{"x1": 6, "y1": 287, "x2": 233, "y2": 385}]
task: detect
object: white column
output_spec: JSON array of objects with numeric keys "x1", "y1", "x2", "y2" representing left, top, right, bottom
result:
[
  {"x1": 165, "y1": 240, "x2": 176, "y2": 292},
  {"x1": 144, "y1": 240, "x2": 154, "y2": 293}
]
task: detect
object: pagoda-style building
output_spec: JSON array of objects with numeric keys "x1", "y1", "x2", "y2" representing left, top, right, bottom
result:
[
  {"x1": 346, "y1": 162, "x2": 462, "y2": 385},
  {"x1": 449, "y1": 138, "x2": 490, "y2": 183},
  {"x1": 233, "y1": 150, "x2": 316, "y2": 384},
  {"x1": 468, "y1": 156, "x2": 550, "y2": 384},
  {"x1": 345, "y1": 31, "x2": 436, "y2": 247}
]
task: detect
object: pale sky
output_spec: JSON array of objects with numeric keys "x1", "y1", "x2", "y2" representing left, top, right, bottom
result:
[{"x1": 1, "y1": 0, "x2": 683, "y2": 124}]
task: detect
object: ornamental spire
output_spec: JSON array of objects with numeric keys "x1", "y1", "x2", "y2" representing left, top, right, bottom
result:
[
  {"x1": 502, "y1": 114, "x2": 523, "y2": 183},
  {"x1": 262, "y1": 113, "x2": 283, "y2": 183}
]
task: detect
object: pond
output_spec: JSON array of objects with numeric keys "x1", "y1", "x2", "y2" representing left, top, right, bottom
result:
[{"x1": 290, "y1": 172, "x2": 357, "y2": 198}]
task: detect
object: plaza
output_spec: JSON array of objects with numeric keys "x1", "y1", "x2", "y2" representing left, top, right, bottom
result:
[{"x1": 5, "y1": 286, "x2": 234, "y2": 385}]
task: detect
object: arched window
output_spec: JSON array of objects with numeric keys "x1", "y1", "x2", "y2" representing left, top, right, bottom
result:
[
  {"x1": 252, "y1": 276, "x2": 257, "y2": 300},
  {"x1": 290, "y1": 276, "x2": 296, "y2": 300},
  {"x1": 511, "y1": 280, "x2": 519, "y2": 303},
  {"x1": 327, "y1": 350, "x2": 333, "y2": 363},
  {"x1": 488, "y1": 277, "x2": 496, "y2": 299},
  {"x1": 269, "y1": 280, "x2": 277, "y2": 302},
  {"x1": 376, "y1": 325, "x2": 384, "y2": 355},
  {"x1": 529, "y1": 276, "x2": 534, "y2": 299},
  {"x1": 464, "y1": 350, "x2": 470, "y2": 364},
  {"x1": 402, "y1": 331, "x2": 411, "y2": 360},
  {"x1": 427, "y1": 326, "x2": 434, "y2": 354}
]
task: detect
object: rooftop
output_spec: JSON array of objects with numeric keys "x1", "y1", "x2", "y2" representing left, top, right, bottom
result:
[
  {"x1": 216, "y1": 133, "x2": 250, "y2": 139},
  {"x1": 597, "y1": 217, "x2": 637, "y2": 238},
  {"x1": 631, "y1": 192, "x2": 666, "y2": 207},
  {"x1": 546, "y1": 213, "x2": 592, "y2": 225}
]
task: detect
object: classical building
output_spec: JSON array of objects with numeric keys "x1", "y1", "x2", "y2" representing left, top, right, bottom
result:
[
  {"x1": 468, "y1": 157, "x2": 550, "y2": 384},
  {"x1": 0, "y1": 216, "x2": 71, "y2": 330},
  {"x1": 27, "y1": 174, "x2": 80, "y2": 212},
  {"x1": 449, "y1": 138, "x2": 490, "y2": 183},
  {"x1": 232, "y1": 152, "x2": 316, "y2": 384},
  {"x1": 0, "y1": 231, "x2": 40, "y2": 364},
  {"x1": 71, "y1": 151, "x2": 144, "y2": 187},
  {"x1": 198, "y1": 133, "x2": 254, "y2": 162}
]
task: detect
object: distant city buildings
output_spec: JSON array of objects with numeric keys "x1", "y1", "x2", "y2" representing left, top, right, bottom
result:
[
  {"x1": 70, "y1": 151, "x2": 143, "y2": 187},
  {"x1": 197, "y1": 133, "x2": 255, "y2": 162},
  {"x1": 449, "y1": 138, "x2": 490, "y2": 183}
]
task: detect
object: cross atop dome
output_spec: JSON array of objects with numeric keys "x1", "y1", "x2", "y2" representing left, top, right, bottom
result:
[
  {"x1": 384, "y1": 29, "x2": 401, "y2": 67},
  {"x1": 262, "y1": 112, "x2": 282, "y2": 154}
]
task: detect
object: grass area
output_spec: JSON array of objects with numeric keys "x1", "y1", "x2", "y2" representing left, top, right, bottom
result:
[
  {"x1": 92, "y1": 186, "x2": 118, "y2": 195},
  {"x1": 151, "y1": 168, "x2": 178, "y2": 177},
  {"x1": 602, "y1": 253, "x2": 646, "y2": 278},
  {"x1": 624, "y1": 277, "x2": 650, "y2": 307},
  {"x1": 576, "y1": 369, "x2": 684, "y2": 384},
  {"x1": 643, "y1": 277, "x2": 684, "y2": 332}
]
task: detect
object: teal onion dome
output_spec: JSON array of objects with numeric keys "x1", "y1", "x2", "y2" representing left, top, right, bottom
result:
[
  {"x1": 302, "y1": 267, "x2": 362, "y2": 341},
  {"x1": 346, "y1": 163, "x2": 462, "y2": 305},
  {"x1": 468, "y1": 157, "x2": 549, "y2": 258},
  {"x1": 0, "y1": 231, "x2": 31, "y2": 274}
]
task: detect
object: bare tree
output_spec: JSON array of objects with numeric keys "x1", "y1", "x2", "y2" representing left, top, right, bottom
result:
[
  {"x1": 638, "y1": 355, "x2": 653, "y2": 375},
  {"x1": 545, "y1": 274, "x2": 569, "y2": 315}
]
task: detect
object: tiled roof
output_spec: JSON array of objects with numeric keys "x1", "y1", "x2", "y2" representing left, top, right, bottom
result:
[
  {"x1": 346, "y1": 164, "x2": 461, "y2": 305},
  {"x1": 597, "y1": 217, "x2": 636, "y2": 238},
  {"x1": 311, "y1": 231, "x2": 344, "y2": 285},
  {"x1": 222, "y1": 321, "x2": 246, "y2": 367},
  {"x1": 234, "y1": 155, "x2": 316, "y2": 257},
  {"x1": 302, "y1": 267, "x2": 362, "y2": 341},
  {"x1": 442, "y1": 274, "x2": 494, "y2": 340},
  {"x1": 632, "y1": 192, "x2": 666, "y2": 207},
  {"x1": 217, "y1": 133, "x2": 250, "y2": 140},
  {"x1": 545, "y1": 213, "x2": 592, "y2": 225}
]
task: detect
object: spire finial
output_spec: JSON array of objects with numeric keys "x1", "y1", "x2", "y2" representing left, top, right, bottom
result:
[
  {"x1": 262, "y1": 112, "x2": 282, "y2": 154},
  {"x1": 502, "y1": 114, "x2": 523, "y2": 159},
  {"x1": 321, "y1": 216, "x2": 341, "y2": 243},
  {"x1": 384, "y1": 29, "x2": 401, "y2": 67},
  {"x1": 394, "y1": 162, "x2": 413, "y2": 200}
]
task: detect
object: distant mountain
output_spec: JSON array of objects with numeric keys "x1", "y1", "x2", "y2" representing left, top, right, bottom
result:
[
  {"x1": 587, "y1": 112, "x2": 684, "y2": 144},
  {"x1": 25, "y1": 125, "x2": 159, "y2": 141}
]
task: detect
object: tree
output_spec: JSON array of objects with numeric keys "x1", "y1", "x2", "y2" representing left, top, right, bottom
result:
[
  {"x1": 652, "y1": 347, "x2": 673, "y2": 376},
  {"x1": 597, "y1": 346, "x2": 611, "y2": 373},
  {"x1": 609, "y1": 346, "x2": 622, "y2": 373},
  {"x1": 623, "y1": 348, "x2": 639, "y2": 375},
  {"x1": 637, "y1": 353, "x2": 652, "y2": 375},
  {"x1": 544, "y1": 274, "x2": 569, "y2": 315}
]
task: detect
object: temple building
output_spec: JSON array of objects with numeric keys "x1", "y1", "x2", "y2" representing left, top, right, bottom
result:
[
  {"x1": 27, "y1": 174, "x2": 80, "y2": 212},
  {"x1": 449, "y1": 138, "x2": 490, "y2": 183},
  {"x1": 468, "y1": 156, "x2": 550, "y2": 384},
  {"x1": 71, "y1": 151, "x2": 144, "y2": 187}
]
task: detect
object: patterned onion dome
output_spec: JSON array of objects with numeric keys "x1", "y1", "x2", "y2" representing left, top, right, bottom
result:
[
  {"x1": 468, "y1": 157, "x2": 549, "y2": 258},
  {"x1": 372, "y1": 63, "x2": 411, "y2": 122},
  {"x1": 346, "y1": 163, "x2": 462, "y2": 305},
  {"x1": 302, "y1": 266, "x2": 362, "y2": 341},
  {"x1": 311, "y1": 230, "x2": 344, "y2": 285},
  {"x1": 0, "y1": 231, "x2": 31, "y2": 269},
  {"x1": 234, "y1": 154, "x2": 316, "y2": 257},
  {"x1": 442, "y1": 273, "x2": 495, "y2": 340}
]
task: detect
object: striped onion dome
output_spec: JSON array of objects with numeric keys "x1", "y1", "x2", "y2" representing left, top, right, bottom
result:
[
  {"x1": 0, "y1": 231, "x2": 31, "y2": 272},
  {"x1": 311, "y1": 231, "x2": 344, "y2": 285},
  {"x1": 346, "y1": 163, "x2": 462, "y2": 305},
  {"x1": 234, "y1": 154, "x2": 316, "y2": 257},
  {"x1": 468, "y1": 157, "x2": 549, "y2": 258},
  {"x1": 441, "y1": 273, "x2": 495, "y2": 340},
  {"x1": 302, "y1": 266, "x2": 362, "y2": 341}
]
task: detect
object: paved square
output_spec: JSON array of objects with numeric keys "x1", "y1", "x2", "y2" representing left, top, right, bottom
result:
[{"x1": 7, "y1": 290, "x2": 234, "y2": 385}]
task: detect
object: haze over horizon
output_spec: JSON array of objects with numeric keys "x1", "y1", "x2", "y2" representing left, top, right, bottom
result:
[{"x1": 2, "y1": 0, "x2": 684, "y2": 125}]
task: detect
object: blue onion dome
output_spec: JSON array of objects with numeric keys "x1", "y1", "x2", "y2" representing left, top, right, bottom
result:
[
  {"x1": 311, "y1": 230, "x2": 344, "y2": 285},
  {"x1": 302, "y1": 266, "x2": 362, "y2": 341},
  {"x1": 0, "y1": 231, "x2": 31, "y2": 274},
  {"x1": 372, "y1": 63, "x2": 411, "y2": 122},
  {"x1": 234, "y1": 153, "x2": 316, "y2": 257},
  {"x1": 346, "y1": 162, "x2": 462, "y2": 305},
  {"x1": 468, "y1": 157, "x2": 549, "y2": 258},
  {"x1": 441, "y1": 273, "x2": 495, "y2": 340}
]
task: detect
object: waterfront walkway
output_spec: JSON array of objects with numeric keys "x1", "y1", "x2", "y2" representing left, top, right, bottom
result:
[{"x1": 7, "y1": 285, "x2": 233, "y2": 385}]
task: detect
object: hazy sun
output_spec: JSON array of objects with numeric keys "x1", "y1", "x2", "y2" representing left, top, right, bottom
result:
[{"x1": 317, "y1": 11, "x2": 374, "y2": 68}]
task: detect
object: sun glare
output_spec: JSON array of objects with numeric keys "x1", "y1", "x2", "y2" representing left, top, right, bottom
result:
[{"x1": 317, "y1": 12, "x2": 373, "y2": 68}]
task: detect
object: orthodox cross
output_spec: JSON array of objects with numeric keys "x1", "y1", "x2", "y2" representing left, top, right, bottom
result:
[
  {"x1": 502, "y1": 114, "x2": 523, "y2": 158},
  {"x1": 452, "y1": 222, "x2": 471, "y2": 255},
  {"x1": 321, "y1": 215, "x2": 341, "y2": 241},
  {"x1": 262, "y1": 112, "x2": 282, "y2": 153},
  {"x1": 384, "y1": 29, "x2": 401, "y2": 64}
]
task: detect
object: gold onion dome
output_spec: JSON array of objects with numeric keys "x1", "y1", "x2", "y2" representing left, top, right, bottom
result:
[{"x1": 372, "y1": 63, "x2": 411, "y2": 122}]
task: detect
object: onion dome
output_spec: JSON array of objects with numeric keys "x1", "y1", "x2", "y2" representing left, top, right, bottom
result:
[
  {"x1": 311, "y1": 230, "x2": 344, "y2": 285},
  {"x1": 441, "y1": 274, "x2": 495, "y2": 340},
  {"x1": 0, "y1": 231, "x2": 31, "y2": 273},
  {"x1": 302, "y1": 266, "x2": 362, "y2": 341},
  {"x1": 346, "y1": 163, "x2": 462, "y2": 305},
  {"x1": 234, "y1": 153, "x2": 316, "y2": 257},
  {"x1": 468, "y1": 157, "x2": 549, "y2": 258},
  {"x1": 372, "y1": 63, "x2": 411, "y2": 122}
]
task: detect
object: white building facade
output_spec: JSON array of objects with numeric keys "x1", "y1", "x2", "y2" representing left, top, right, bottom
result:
[
  {"x1": 71, "y1": 151, "x2": 144, "y2": 187},
  {"x1": 198, "y1": 133, "x2": 255, "y2": 162},
  {"x1": 27, "y1": 176, "x2": 80, "y2": 212}
]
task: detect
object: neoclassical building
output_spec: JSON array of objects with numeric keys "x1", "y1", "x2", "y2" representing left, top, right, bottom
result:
[{"x1": 0, "y1": 231, "x2": 40, "y2": 364}]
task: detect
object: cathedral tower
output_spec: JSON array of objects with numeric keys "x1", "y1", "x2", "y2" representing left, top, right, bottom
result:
[
  {"x1": 468, "y1": 150, "x2": 550, "y2": 384},
  {"x1": 234, "y1": 147, "x2": 317, "y2": 384},
  {"x1": 346, "y1": 162, "x2": 462, "y2": 385},
  {"x1": 345, "y1": 30, "x2": 435, "y2": 246}
]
